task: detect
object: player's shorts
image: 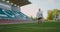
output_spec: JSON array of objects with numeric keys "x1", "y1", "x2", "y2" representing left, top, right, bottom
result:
[{"x1": 38, "y1": 17, "x2": 42, "y2": 20}]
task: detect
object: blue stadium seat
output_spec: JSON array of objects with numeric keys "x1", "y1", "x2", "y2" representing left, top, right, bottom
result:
[
  {"x1": 5, "y1": 10, "x2": 15, "y2": 15},
  {"x1": 0, "y1": 8, "x2": 5, "y2": 14},
  {"x1": 0, "y1": 8, "x2": 31, "y2": 20}
]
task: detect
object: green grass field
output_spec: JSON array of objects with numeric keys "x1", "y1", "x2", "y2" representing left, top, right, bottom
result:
[{"x1": 0, "y1": 21, "x2": 60, "y2": 32}]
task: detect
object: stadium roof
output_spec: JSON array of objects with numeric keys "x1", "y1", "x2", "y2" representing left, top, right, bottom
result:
[{"x1": 1, "y1": 0, "x2": 31, "y2": 6}]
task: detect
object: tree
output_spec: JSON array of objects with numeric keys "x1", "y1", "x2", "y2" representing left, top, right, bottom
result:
[
  {"x1": 47, "y1": 10, "x2": 53, "y2": 20},
  {"x1": 30, "y1": 16, "x2": 33, "y2": 20},
  {"x1": 53, "y1": 9, "x2": 59, "y2": 16},
  {"x1": 52, "y1": 9, "x2": 59, "y2": 20},
  {"x1": 47, "y1": 9, "x2": 59, "y2": 20}
]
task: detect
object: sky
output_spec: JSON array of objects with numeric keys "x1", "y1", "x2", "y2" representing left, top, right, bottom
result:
[{"x1": 21, "y1": 0, "x2": 60, "y2": 19}]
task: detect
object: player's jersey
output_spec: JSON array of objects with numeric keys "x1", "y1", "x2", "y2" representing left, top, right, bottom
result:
[{"x1": 37, "y1": 11, "x2": 43, "y2": 18}]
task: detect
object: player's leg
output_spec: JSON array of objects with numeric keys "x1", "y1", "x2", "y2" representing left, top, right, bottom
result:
[
  {"x1": 39, "y1": 17, "x2": 42, "y2": 24},
  {"x1": 38, "y1": 18, "x2": 40, "y2": 24}
]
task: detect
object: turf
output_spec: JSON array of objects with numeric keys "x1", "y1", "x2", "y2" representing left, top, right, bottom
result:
[{"x1": 0, "y1": 22, "x2": 60, "y2": 32}]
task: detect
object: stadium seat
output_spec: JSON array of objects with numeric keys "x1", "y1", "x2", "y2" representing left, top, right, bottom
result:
[
  {"x1": 0, "y1": 8, "x2": 5, "y2": 14},
  {"x1": 0, "y1": 8, "x2": 31, "y2": 20}
]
